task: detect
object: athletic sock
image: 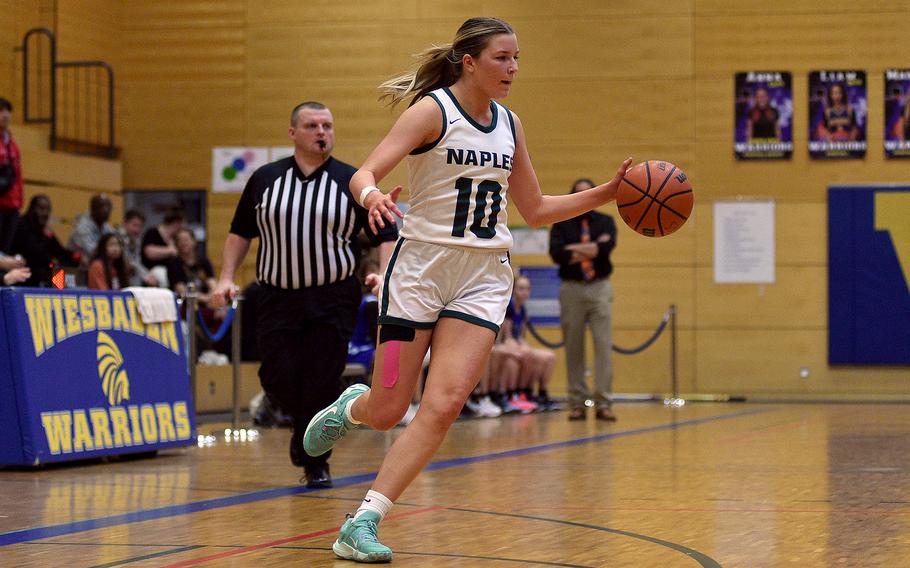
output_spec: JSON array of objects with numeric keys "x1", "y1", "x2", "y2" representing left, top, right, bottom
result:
[
  {"x1": 353, "y1": 489, "x2": 393, "y2": 522},
  {"x1": 344, "y1": 395, "x2": 362, "y2": 425}
]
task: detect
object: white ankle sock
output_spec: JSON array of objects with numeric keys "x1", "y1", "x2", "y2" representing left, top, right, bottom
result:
[
  {"x1": 353, "y1": 490, "x2": 393, "y2": 521},
  {"x1": 344, "y1": 394, "x2": 363, "y2": 425}
]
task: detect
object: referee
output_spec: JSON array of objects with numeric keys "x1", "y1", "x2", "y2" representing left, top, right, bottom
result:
[{"x1": 212, "y1": 101, "x2": 398, "y2": 488}]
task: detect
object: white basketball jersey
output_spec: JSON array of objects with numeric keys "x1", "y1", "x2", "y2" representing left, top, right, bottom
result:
[{"x1": 401, "y1": 87, "x2": 515, "y2": 250}]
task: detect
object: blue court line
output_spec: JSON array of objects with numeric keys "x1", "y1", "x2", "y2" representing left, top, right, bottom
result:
[
  {"x1": 424, "y1": 407, "x2": 769, "y2": 472},
  {"x1": 0, "y1": 407, "x2": 768, "y2": 547}
]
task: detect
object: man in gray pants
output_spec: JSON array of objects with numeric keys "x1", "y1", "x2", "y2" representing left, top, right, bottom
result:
[{"x1": 549, "y1": 178, "x2": 618, "y2": 421}]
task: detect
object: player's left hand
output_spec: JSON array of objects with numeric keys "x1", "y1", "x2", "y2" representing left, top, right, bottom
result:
[
  {"x1": 597, "y1": 157, "x2": 633, "y2": 203},
  {"x1": 364, "y1": 272, "x2": 383, "y2": 297},
  {"x1": 366, "y1": 185, "x2": 404, "y2": 233}
]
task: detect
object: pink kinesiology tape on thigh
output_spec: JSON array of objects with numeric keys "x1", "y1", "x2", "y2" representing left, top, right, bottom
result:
[{"x1": 381, "y1": 341, "x2": 401, "y2": 388}]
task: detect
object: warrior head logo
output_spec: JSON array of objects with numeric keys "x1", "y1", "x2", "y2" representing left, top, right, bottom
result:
[{"x1": 97, "y1": 331, "x2": 130, "y2": 405}]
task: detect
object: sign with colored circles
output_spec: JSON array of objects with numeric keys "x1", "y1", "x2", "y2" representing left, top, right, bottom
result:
[
  {"x1": 269, "y1": 146, "x2": 295, "y2": 161},
  {"x1": 212, "y1": 147, "x2": 269, "y2": 192}
]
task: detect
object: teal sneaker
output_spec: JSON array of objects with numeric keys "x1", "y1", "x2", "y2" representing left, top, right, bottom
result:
[
  {"x1": 304, "y1": 383, "x2": 369, "y2": 457},
  {"x1": 333, "y1": 512, "x2": 392, "y2": 563}
]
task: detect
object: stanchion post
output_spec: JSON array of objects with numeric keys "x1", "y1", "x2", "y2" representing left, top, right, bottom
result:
[
  {"x1": 186, "y1": 282, "x2": 198, "y2": 417},
  {"x1": 670, "y1": 303, "x2": 678, "y2": 400},
  {"x1": 663, "y1": 303, "x2": 685, "y2": 408},
  {"x1": 231, "y1": 295, "x2": 243, "y2": 429}
]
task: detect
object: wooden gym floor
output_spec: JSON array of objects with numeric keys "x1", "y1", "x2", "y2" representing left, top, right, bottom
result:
[{"x1": 2, "y1": 402, "x2": 909, "y2": 567}]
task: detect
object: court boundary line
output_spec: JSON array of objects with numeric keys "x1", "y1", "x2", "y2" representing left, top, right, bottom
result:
[
  {"x1": 0, "y1": 407, "x2": 769, "y2": 547},
  {"x1": 87, "y1": 545, "x2": 204, "y2": 568},
  {"x1": 157, "y1": 506, "x2": 444, "y2": 568},
  {"x1": 450, "y1": 507, "x2": 722, "y2": 568},
  {"x1": 275, "y1": 545, "x2": 595, "y2": 567}
]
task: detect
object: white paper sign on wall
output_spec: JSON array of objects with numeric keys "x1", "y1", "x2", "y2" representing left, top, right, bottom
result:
[{"x1": 713, "y1": 200, "x2": 776, "y2": 284}]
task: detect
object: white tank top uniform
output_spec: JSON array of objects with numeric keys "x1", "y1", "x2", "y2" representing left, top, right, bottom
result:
[{"x1": 380, "y1": 87, "x2": 517, "y2": 332}]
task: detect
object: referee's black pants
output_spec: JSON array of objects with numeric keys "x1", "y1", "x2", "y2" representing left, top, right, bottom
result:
[{"x1": 257, "y1": 276, "x2": 361, "y2": 468}]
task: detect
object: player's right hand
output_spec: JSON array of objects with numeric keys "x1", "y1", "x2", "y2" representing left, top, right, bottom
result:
[
  {"x1": 364, "y1": 272, "x2": 383, "y2": 297},
  {"x1": 366, "y1": 185, "x2": 405, "y2": 234}
]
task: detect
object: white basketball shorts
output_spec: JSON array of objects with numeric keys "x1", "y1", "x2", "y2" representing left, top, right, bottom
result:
[{"x1": 378, "y1": 238, "x2": 514, "y2": 333}]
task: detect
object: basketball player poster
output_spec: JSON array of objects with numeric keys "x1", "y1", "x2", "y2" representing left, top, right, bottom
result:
[
  {"x1": 734, "y1": 71, "x2": 793, "y2": 160},
  {"x1": 808, "y1": 70, "x2": 867, "y2": 159},
  {"x1": 885, "y1": 69, "x2": 910, "y2": 158}
]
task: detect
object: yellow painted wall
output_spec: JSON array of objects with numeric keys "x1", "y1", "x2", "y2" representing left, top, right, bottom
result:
[
  {"x1": 0, "y1": 0, "x2": 49, "y2": 115},
  {"x1": 691, "y1": 1, "x2": 910, "y2": 396},
  {"x1": 2, "y1": 2, "x2": 123, "y2": 241},
  {"x1": 15, "y1": 0, "x2": 906, "y2": 397},
  {"x1": 12, "y1": 123, "x2": 123, "y2": 244}
]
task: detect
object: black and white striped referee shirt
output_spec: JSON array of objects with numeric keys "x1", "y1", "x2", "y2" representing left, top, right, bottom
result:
[{"x1": 230, "y1": 156, "x2": 398, "y2": 289}]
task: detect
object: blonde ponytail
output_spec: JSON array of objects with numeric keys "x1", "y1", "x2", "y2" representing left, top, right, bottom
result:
[
  {"x1": 378, "y1": 43, "x2": 458, "y2": 108},
  {"x1": 378, "y1": 17, "x2": 514, "y2": 108}
]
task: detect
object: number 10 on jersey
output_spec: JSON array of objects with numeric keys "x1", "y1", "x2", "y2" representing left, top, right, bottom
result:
[{"x1": 451, "y1": 177, "x2": 504, "y2": 239}]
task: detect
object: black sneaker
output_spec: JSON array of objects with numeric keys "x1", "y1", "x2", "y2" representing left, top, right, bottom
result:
[
  {"x1": 494, "y1": 393, "x2": 518, "y2": 414},
  {"x1": 289, "y1": 428, "x2": 305, "y2": 467},
  {"x1": 304, "y1": 463, "x2": 332, "y2": 488},
  {"x1": 535, "y1": 394, "x2": 561, "y2": 412}
]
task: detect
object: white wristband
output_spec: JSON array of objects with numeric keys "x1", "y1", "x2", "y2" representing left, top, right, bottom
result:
[{"x1": 358, "y1": 186, "x2": 381, "y2": 207}]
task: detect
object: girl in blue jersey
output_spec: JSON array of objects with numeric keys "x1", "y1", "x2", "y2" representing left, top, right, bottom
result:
[{"x1": 304, "y1": 16, "x2": 631, "y2": 562}]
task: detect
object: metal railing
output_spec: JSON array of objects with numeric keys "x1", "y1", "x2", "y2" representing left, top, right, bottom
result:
[
  {"x1": 21, "y1": 27, "x2": 117, "y2": 158},
  {"x1": 184, "y1": 284, "x2": 245, "y2": 430},
  {"x1": 22, "y1": 28, "x2": 55, "y2": 126},
  {"x1": 180, "y1": 291, "x2": 684, "y2": 428},
  {"x1": 526, "y1": 304, "x2": 683, "y2": 406}
]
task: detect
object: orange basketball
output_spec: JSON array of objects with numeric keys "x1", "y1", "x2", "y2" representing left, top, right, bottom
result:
[{"x1": 616, "y1": 160, "x2": 694, "y2": 237}]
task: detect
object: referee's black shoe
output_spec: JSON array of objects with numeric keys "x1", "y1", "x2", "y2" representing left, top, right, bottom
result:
[
  {"x1": 304, "y1": 463, "x2": 332, "y2": 489},
  {"x1": 291, "y1": 429, "x2": 333, "y2": 487},
  {"x1": 290, "y1": 428, "x2": 305, "y2": 467}
]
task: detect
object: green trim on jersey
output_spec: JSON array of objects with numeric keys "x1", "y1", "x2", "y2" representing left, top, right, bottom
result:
[
  {"x1": 378, "y1": 315, "x2": 437, "y2": 329},
  {"x1": 439, "y1": 309, "x2": 500, "y2": 333},
  {"x1": 502, "y1": 103, "x2": 517, "y2": 145},
  {"x1": 380, "y1": 238, "x2": 406, "y2": 318},
  {"x1": 410, "y1": 92, "x2": 447, "y2": 155},
  {"x1": 443, "y1": 87, "x2": 498, "y2": 133}
]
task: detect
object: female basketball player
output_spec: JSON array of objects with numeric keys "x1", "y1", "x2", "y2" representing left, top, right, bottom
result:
[
  {"x1": 304, "y1": 17, "x2": 632, "y2": 562},
  {"x1": 819, "y1": 83, "x2": 859, "y2": 142}
]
